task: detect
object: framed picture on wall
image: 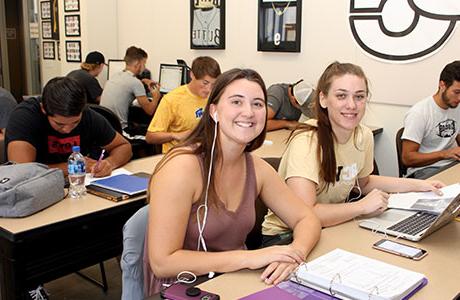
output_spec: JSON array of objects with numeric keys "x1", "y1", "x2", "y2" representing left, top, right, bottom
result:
[
  {"x1": 257, "y1": 0, "x2": 302, "y2": 52},
  {"x1": 64, "y1": 0, "x2": 80, "y2": 12},
  {"x1": 41, "y1": 21, "x2": 52, "y2": 39},
  {"x1": 190, "y1": 0, "x2": 225, "y2": 49},
  {"x1": 65, "y1": 40, "x2": 81, "y2": 62},
  {"x1": 40, "y1": 1, "x2": 51, "y2": 19},
  {"x1": 43, "y1": 41, "x2": 55, "y2": 60},
  {"x1": 65, "y1": 14, "x2": 81, "y2": 37}
]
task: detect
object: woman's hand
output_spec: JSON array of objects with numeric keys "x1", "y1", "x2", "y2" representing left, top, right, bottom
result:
[
  {"x1": 261, "y1": 261, "x2": 298, "y2": 285},
  {"x1": 356, "y1": 188, "x2": 389, "y2": 215},
  {"x1": 246, "y1": 245, "x2": 304, "y2": 271},
  {"x1": 408, "y1": 179, "x2": 445, "y2": 195}
]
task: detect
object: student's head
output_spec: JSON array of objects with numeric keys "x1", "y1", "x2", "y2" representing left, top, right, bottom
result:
[
  {"x1": 81, "y1": 51, "x2": 106, "y2": 76},
  {"x1": 156, "y1": 68, "x2": 267, "y2": 207},
  {"x1": 189, "y1": 56, "x2": 222, "y2": 98},
  {"x1": 124, "y1": 46, "x2": 148, "y2": 75},
  {"x1": 315, "y1": 61, "x2": 369, "y2": 135},
  {"x1": 438, "y1": 60, "x2": 460, "y2": 108},
  {"x1": 188, "y1": 68, "x2": 267, "y2": 153},
  {"x1": 41, "y1": 77, "x2": 86, "y2": 134},
  {"x1": 304, "y1": 62, "x2": 369, "y2": 186}
]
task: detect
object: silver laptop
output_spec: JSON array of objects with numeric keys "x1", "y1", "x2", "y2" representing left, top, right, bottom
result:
[{"x1": 359, "y1": 193, "x2": 460, "y2": 241}]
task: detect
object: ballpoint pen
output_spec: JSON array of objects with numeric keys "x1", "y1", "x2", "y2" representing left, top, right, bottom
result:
[{"x1": 92, "y1": 149, "x2": 106, "y2": 176}]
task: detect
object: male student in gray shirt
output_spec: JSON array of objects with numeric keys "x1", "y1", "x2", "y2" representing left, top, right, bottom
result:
[
  {"x1": 266, "y1": 80, "x2": 314, "y2": 131},
  {"x1": 100, "y1": 46, "x2": 161, "y2": 131}
]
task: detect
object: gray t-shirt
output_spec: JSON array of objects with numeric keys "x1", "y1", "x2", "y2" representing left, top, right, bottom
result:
[
  {"x1": 267, "y1": 83, "x2": 313, "y2": 121},
  {"x1": 402, "y1": 96, "x2": 460, "y2": 174},
  {"x1": 0, "y1": 87, "x2": 17, "y2": 128},
  {"x1": 100, "y1": 70, "x2": 146, "y2": 128}
]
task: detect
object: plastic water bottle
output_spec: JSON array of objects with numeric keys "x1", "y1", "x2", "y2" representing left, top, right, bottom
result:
[{"x1": 68, "y1": 146, "x2": 86, "y2": 198}]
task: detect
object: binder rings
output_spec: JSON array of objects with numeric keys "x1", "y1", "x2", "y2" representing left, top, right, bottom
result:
[
  {"x1": 290, "y1": 248, "x2": 427, "y2": 300},
  {"x1": 89, "y1": 174, "x2": 149, "y2": 196}
]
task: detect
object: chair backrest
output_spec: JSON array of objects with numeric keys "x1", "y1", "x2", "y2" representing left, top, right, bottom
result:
[
  {"x1": 88, "y1": 104, "x2": 123, "y2": 134},
  {"x1": 0, "y1": 137, "x2": 5, "y2": 164},
  {"x1": 121, "y1": 205, "x2": 149, "y2": 300},
  {"x1": 245, "y1": 157, "x2": 281, "y2": 250},
  {"x1": 395, "y1": 127, "x2": 407, "y2": 177}
]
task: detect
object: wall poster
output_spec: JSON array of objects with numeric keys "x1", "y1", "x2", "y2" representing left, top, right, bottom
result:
[
  {"x1": 190, "y1": 0, "x2": 225, "y2": 49},
  {"x1": 258, "y1": 0, "x2": 302, "y2": 52}
]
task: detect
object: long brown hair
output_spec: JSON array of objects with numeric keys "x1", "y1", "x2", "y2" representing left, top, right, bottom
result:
[
  {"x1": 152, "y1": 68, "x2": 268, "y2": 207},
  {"x1": 292, "y1": 62, "x2": 369, "y2": 191}
]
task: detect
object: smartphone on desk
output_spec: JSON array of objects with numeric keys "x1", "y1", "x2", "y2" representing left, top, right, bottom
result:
[{"x1": 373, "y1": 239, "x2": 427, "y2": 260}]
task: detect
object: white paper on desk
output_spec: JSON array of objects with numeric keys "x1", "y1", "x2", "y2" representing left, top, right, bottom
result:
[
  {"x1": 294, "y1": 248, "x2": 425, "y2": 300},
  {"x1": 388, "y1": 183, "x2": 460, "y2": 214},
  {"x1": 84, "y1": 168, "x2": 132, "y2": 186}
]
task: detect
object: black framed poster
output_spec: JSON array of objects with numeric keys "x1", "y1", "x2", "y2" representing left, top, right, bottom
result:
[
  {"x1": 41, "y1": 21, "x2": 52, "y2": 39},
  {"x1": 64, "y1": 0, "x2": 80, "y2": 12},
  {"x1": 65, "y1": 40, "x2": 81, "y2": 62},
  {"x1": 40, "y1": 1, "x2": 51, "y2": 19},
  {"x1": 43, "y1": 41, "x2": 55, "y2": 59},
  {"x1": 190, "y1": 0, "x2": 225, "y2": 49},
  {"x1": 65, "y1": 14, "x2": 81, "y2": 37},
  {"x1": 258, "y1": 0, "x2": 302, "y2": 52}
]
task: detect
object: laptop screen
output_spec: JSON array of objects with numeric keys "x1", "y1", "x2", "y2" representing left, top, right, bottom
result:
[{"x1": 159, "y1": 64, "x2": 185, "y2": 94}]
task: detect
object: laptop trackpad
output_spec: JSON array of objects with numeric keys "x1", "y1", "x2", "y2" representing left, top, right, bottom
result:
[{"x1": 360, "y1": 209, "x2": 414, "y2": 229}]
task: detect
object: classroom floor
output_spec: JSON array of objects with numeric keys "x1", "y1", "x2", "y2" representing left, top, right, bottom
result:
[{"x1": 44, "y1": 259, "x2": 122, "y2": 299}]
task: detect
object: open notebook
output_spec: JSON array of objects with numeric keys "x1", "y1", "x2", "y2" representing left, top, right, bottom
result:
[{"x1": 290, "y1": 249, "x2": 427, "y2": 300}]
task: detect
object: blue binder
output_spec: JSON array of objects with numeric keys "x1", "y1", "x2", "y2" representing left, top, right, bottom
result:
[{"x1": 90, "y1": 174, "x2": 149, "y2": 196}]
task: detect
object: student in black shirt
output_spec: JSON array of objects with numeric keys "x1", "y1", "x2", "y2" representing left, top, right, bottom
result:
[
  {"x1": 6, "y1": 77, "x2": 132, "y2": 177},
  {"x1": 67, "y1": 51, "x2": 106, "y2": 104}
]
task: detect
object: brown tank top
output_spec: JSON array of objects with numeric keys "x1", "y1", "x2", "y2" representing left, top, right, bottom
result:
[{"x1": 144, "y1": 152, "x2": 258, "y2": 295}]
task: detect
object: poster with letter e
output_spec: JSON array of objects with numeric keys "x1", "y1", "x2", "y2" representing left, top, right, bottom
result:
[
  {"x1": 258, "y1": 0, "x2": 302, "y2": 52},
  {"x1": 190, "y1": 0, "x2": 225, "y2": 49}
]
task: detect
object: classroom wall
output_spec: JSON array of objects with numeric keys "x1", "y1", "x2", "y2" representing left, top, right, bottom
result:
[
  {"x1": 39, "y1": 0, "x2": 118, "y2": 87},
  {"x1": 40, "y1": 0, "x2": 460, "y2": 176}
]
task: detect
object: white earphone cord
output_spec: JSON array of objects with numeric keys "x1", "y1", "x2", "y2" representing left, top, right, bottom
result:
[{"x1": 196, "y1": 119, "x2": 218, "y2": 278}]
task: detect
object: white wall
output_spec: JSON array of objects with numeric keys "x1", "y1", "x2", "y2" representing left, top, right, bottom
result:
[
  {"x1": 39, "y1": 0, "x2": 118, "y2": 86},
  {"x1": 41, "y1": 0, "x2": 460, "y2": 176}
]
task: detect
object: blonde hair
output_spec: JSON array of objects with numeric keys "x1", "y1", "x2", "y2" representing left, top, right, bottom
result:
[{"x1": 81, "y1": 63, "x2": 100, "y2": 72}]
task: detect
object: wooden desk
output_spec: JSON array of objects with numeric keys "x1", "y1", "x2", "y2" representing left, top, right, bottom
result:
[
  {"x1": 0, "y1": 156, "x2": 161, "y2": 299},
  {"x1": 192, "y1": 159, "x2": 460, "y2": 299},
  {"x1": 254, "y1": 125, "x2": 383, "y2": 158}
]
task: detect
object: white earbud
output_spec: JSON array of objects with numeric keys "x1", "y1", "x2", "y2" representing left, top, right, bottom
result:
[
  {"x1": 213, "y1": 111, "x2": 218, "y2": 123},
  {"x1": 319, "y1": 98, "x2": 327, "y2": 109}
]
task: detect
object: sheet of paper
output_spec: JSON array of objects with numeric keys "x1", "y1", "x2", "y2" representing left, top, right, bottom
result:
[
  {"x1": 388, "y1": 183, "x2": 460, "y2": 212},
  {"x1": 84, "y1": 168, "x2": 132, "y2": 186},
  {"x1": 296, "y1": 249, "x2": 425, "y2": 300}
]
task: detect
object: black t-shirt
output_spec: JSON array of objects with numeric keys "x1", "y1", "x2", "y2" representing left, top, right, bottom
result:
[
  {"x1": 5, "y1": 98, "x2": 116, "y2": 164},
  {"x1": 67, "y1": 69, "x2": 103, "y2": 104}
]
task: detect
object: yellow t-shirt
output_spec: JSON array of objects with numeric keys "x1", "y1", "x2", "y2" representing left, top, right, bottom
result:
[
  {"x1": 148, "y1": 85, "x2": 207, "y2": 153},
  {"x1": 262, "y1": 120, "x2": 374, "y2": 236}
]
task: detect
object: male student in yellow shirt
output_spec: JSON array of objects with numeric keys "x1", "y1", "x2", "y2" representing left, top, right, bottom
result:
[{"x1": 145, "y1": 56, "x2": 221, "y2": 153}]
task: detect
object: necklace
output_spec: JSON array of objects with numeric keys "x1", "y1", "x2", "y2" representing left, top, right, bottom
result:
[{"x1": 271, "y1": 1, "x2": 291, "y2": 16}]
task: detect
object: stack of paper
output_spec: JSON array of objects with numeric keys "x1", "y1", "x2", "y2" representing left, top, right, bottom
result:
[
  {"x1": 291, "y1": 249, "x2": 427, "y2": 300},
  {"x1": 388, "y1": 183, "x2": 460, "y2": 214}
]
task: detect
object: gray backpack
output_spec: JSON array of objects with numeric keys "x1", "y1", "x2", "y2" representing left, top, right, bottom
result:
[{"x1": 0, "y1": 162, "x2": 65, "y2": 217}]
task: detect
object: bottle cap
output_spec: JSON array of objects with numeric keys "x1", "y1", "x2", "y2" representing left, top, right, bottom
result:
[{"x1": 72, "y1": 146, "x2": 80, "y2": 152}]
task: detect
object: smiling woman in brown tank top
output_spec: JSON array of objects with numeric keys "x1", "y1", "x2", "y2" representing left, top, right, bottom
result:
[{"x1": 144, "y1": 68, "x2": 321, "y2": 296}]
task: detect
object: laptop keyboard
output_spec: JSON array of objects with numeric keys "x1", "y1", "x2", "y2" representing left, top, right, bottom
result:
[{"x1": 387, "y1": 212, "x2": 438, "y2": 235}]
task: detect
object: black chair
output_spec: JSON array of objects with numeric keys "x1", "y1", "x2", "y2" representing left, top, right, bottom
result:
[
  {"x1": 88, "y1": 104, "x2": 123, "y2": 134},
  {"x1": 396, "y1": 127, "x2": 408, "y2": 177},
  {"x1": 88, "y1": 104, "x2": 159, "y2": 159}
]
